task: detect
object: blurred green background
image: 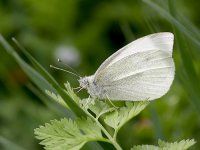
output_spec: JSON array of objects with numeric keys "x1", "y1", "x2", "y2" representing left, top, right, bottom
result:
[{"x1": 0, "y1": 0, "x2": 200, "y2": 149}]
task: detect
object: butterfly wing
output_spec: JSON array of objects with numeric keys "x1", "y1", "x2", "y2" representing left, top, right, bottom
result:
[{"x1": 94, "y1": 32, "x2": 174, "y2": 101}]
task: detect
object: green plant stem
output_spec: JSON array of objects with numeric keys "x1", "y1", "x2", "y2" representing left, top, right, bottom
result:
[
  {"x1": 113, "y1": 130, "x2": 118, "y2": 141},
  {"x1": 97, "y1": 117, "x2": 114, "y2": 138},
  {"x1": 96, "y1": 119, "x2": 122, "y2": 150},
  {"x1": 86, "y1": 111, "x2": 122, "y2": 150}
]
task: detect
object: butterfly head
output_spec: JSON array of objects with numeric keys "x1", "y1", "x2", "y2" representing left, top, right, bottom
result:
[
  {"x1": 78, "y1": 77, "x2": 90, "y2": 89},
  {"x1": 79, "y1": 75, "x2": 96, "y2": 89},
  {"x1": 78, "y1": 75, "x2": 103, "y2": 98}
]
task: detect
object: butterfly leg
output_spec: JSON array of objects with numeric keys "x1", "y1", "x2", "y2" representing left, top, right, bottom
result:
[
  {"x1": 73, "y1": 86, "x2": 81, "y2": 90},
  {"x1": 106, "y1": 94, "x2": 119, "y2": 109},
  {"x1": 75, "y1": 87, "x2": 84, "y2": 93}
]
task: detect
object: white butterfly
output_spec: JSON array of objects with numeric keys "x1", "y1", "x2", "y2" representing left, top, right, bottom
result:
[{"x1": 79, "y1": 32, "x2": 175, "y2": 101}]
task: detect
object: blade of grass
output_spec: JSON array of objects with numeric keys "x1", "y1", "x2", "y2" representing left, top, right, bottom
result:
[
  {"x1": 26, "y1": 83, "x2": 74, "y2": 118},
  {"x1": 0, "y1": 136, "x2": 27, "y2": 150},
  {"x1": 0, "y1": 35, "x2": 87, "y2": 118},
  {"x1": 0, "y1": 37, "x2": 56, "y2": 94},
  {"x1": 148, "y1": 104, "x2": 164, "y2": 140},
  {"x1": 143, "y1": 0, "x2": 200, "y2": 49},
  {"x1": 12, "y1": 38, "x2": 61, "y2": 92},
  {"x1": 168, "y1": 0, "x2": 200, "y2": 113}
]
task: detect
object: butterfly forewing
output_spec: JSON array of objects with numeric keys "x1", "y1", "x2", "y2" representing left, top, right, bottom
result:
[{"x1": 94, "y1": 32, "x2": 174, "y2": 81}]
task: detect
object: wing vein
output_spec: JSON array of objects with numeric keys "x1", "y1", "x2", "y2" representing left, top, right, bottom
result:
[{"x1": 113, "y1": 66, "x2": 174, "y2": 82}]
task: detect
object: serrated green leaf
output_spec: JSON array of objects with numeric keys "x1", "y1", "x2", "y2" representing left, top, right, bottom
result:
[
  {"x1": 131, "y1": 139, "x2": 195, "y2": 150},
  {"x1": 45, "y1": 90, "x2": 68, "y2": 109},
  {"x1": 104, "y1": 101, "x2": 149, "y2": 130},
  {"x1": 34, "y1": 118, "x2": 106, "y2": 150},
  {"x1": 34, "y1": 118, "x2": 85, "y2": 150},
  {"x1": 104, "y1": 110, "x2": 119, "y2": 129},
  {"x1": 121, "y1": 101, "x2": 149, "y2": 127},
  {"x1": 158, "y1": 139, "x2": 196, "y2": 150},
  {"x1": 89, "y1": 100, "x2": 116, "y2": 119},
  {"x1": 131, "y1": 145, "x2": 159, "y2": 150},
  {"x1": 64, "y1": 82, "x2": 81, "y2": 104},
  {"x1": 77, "y1": 117, "x2": 102, "y2": 138},
  {"x1": 104, "y1": 101, "x2": 149, "y2": 140},
  {"x1": 79, "y1": 98, "x2": 96, "y2": 111}
]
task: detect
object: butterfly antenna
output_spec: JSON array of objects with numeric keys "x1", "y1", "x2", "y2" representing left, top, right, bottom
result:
[
  {"x1": 57, "y1": 59, "x2": 81, "y2": 77},
  {"x1": 50, "y1": 65, "x2": 81, "y2": 78}
]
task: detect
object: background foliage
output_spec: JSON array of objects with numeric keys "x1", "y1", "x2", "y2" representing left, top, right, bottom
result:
[{"x1": 0, "y1": 0, "x2": 200, "y2": 149}]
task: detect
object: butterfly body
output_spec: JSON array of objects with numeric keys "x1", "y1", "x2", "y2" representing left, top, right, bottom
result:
[
  {"x1": 79, "y1": 32, "x2": 175, "y2": 101},
  {"x1": 79, "y1": 76, "x2": 106, "y2": 98}
]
